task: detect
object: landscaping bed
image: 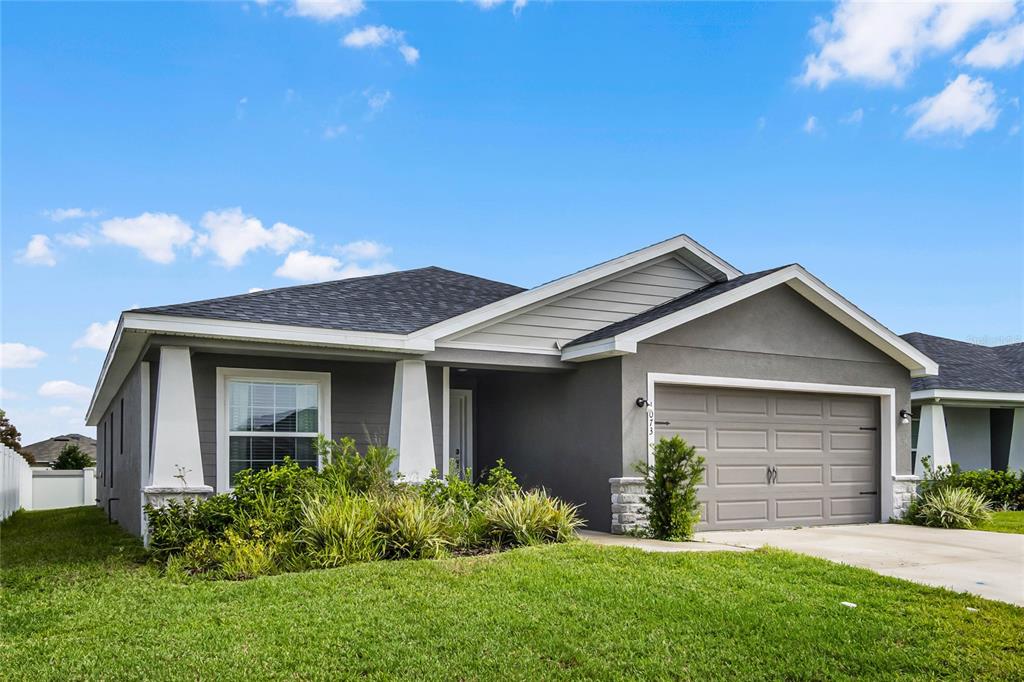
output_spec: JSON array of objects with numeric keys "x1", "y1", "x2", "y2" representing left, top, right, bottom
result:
[{"x1": 2, "y1": 506, "x2": 1022, "y2": 681}]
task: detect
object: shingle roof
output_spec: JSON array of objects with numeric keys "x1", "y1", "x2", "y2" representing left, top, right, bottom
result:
[
  {"x1": 564, "y1": 266, "x2": 790, "y2": 348},
  {"x1": 901, "y1": 332, "x2": 1024, "y2": 393},
  {"x1": 21, "y1": 434, "x2": 97, "y2": 466},
  {"x1": 135, "y1": 267, "x2": 525, "y2": 335}
]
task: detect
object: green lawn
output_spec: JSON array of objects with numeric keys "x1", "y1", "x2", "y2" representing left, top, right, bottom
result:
[
  {"x1": 2, "y1": 508, "x2": 1022, "y2": 681},
  {"x1": 980, "y1": 510, "x2": 1024, "y2": 535}
]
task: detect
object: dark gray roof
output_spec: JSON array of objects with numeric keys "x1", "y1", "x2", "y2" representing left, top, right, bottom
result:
[
  {"x1": 22, "y1": 434, "x2": 97, "y2": 466},
  {"x1": 901, "y1": 332, "x2": 1024, "y2": 393},
  {"x1": 565, "y1": 266, "x2": 790, "y2": 348},
  {"x1": 135, "y1": 267, "x2": 525, "y2": 334}
]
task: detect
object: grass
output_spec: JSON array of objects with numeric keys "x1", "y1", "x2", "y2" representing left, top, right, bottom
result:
[
  {"x1": 979, "y1": 510, "x2": 1024, "y2": 535},
  {"x1": 2, "y1": 507, "x2": 1022, "y2": 681}
]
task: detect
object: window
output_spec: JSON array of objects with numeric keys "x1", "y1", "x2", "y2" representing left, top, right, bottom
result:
[
  {"x1": 910, "y1": 405, "x2": 921, "y2": 472},
  {"x1": 219, "y1": 369, "x2": 330, "y2": 489}
]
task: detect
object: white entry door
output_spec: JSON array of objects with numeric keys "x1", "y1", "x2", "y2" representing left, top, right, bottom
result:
[{"x1": 449, "y1": 389, "x2": 473, "y2": 476}]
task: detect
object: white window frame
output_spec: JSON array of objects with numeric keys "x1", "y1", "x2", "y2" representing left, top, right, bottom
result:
[{"x1": 216, "y1": 367, "x2": 332, "y2": 492}]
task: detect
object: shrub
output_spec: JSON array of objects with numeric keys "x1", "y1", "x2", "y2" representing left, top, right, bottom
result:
[
  {"x1": 481, "y1": 489, "x2": 582, "y2": 547},
  {"x1": 420, "y1": 466, "x2": 479, "y2": 510},
  {"x1": 635, "y1": 436, "x2": 705, "y2": 541},
  {"x1": 215, "y1": 529, "x2": 287, "y2": 580},
  {"x1": 51, "y1": 443, "x2": 95, "y2": 470},
  {"x1": 478, "y1": 459, "x2": 521, "y2": 499},
  {"x1": 316, "y1": 435, "x2": 396, "y2": 494},
  {"x1": 913, "y1": 486, "x2": 992, "y2": 529},
  {"x1": 378, "y1": 495, "x2": 450, "y2": 559},
  {"x1": 296, "y1": 493, "x2": 383, "y2": 568},
  {"x1": 944, "y1": 468, "x2": 1023, "y2": 511}
]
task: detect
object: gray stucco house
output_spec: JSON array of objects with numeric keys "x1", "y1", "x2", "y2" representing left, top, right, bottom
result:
[
  {"x1": 86, "y1": 235, "x2": 939, "y2": 537},
  {"x1": 902, "y1": 333, "x2": 1023, "y2": 476}
]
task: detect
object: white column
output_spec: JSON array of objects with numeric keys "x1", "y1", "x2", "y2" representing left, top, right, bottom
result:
[
  {"x1": 146, "y1": 347, "x2": 212, "y2": 502},
  {"x1": 915, "y1": 403, "x2": 951, "y2": 476},
  {"x1": 388, "y1": 359, "x2": 435, "y2": 482},
  {"x1": 1008, "y1": 408, "x2": 1024, "y2": 473},
  {"x1": 441, "y1": 366, "x2": 451, "y2": 477}
]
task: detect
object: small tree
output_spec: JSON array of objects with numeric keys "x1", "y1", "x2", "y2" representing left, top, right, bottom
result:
[
  {"x1": 0, "y1": 409, "x2": 33, "y2": 465},
  {"x1": 52, "y1": 443, "x2": 96, "y2": 470},
  {"x1": 635, "y1": 436, "x2": 705, "y2": 541}
]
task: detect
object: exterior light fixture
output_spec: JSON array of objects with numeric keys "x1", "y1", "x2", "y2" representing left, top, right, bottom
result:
[
  {"x1": 899, "y1": 409, "x2": 912, "y2": 424},
  {"x1": 636, "y1": 397, "x2": 650, "y2": 408}
]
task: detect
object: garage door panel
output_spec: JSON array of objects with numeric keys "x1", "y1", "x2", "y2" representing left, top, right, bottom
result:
[
  {"x1": 716, "y1": 499, "x2": 769, "y2": 523},
  {"x1": 655, "y1": 385, "x2": 880, "y2": 531},
  {"x1": 716, "y1": 429, "x2": 768, "y2": 451},
  {"x1": 775, "y1": 498, "x2": 824, "y2": 520},
  {"x1": 775, "y1": 430, "x2": 824, "y2": 452}
]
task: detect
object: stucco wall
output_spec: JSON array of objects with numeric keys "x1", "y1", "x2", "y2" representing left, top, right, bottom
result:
[
  {"x1": 620, "y1": 285, "x2": 914, "y2": 475},
  {"x1": 95, "y1": 360, "x2": 144, "y2": 535},
  {"x1": 945, "y1": 407, "x2": 992, "y2": 471},
  {"x1": 475, "y1": 359, "x2": 622, "y2": 531}
]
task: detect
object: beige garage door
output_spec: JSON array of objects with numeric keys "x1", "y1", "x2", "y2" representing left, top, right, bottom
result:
[{"x1": 654, "y1": 385, "x2": 880, "y2": 530}]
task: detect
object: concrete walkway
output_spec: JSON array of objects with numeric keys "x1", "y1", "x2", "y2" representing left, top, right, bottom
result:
[
  {"x1": 578, "y1": 530, "x2": 747, "y2": 553},
  {"x1": 693, "y1": 524, "x2": 1024, "y2": 606}
]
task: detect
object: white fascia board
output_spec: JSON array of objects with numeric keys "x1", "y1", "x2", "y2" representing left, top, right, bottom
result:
[
  {"x1": 911, "y1": 389, "x2": 1024, "y2": 404},
  {"x1": 562, "y1": 265, "x2": 940, "y2": 378},
  {"x1": 436, "y1": 340, "x2": 562, "y2": 356},
  {"x1": 560, "y1": 337, "x2": 636, "y2": 362},
  {"x1": 123, "y1": 313, "x2": 435, "y2": 353},
  {"x1": 85, "y1": 315, "x2": 136, "y2": 426},
  {"x1": 410, "y1": 234, "x2": 743, "y2": 343}
]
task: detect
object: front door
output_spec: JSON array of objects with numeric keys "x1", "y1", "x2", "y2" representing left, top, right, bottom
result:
[{"x1": 449, "y1": 389, "x2": 473, "y2": 476}]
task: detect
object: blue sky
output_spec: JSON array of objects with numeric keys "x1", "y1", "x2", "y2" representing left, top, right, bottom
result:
[{"x1": 2, "y1": 1, "x2": 1022, "y2": 444}]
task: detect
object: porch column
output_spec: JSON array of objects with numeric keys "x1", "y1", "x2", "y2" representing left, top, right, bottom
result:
[
  {"x1": 388, "y1": 359, "x2": 435, "y2": 481},
  {"x1": 1008, "y1": 408, "x2": 1024, "y2": 473},
  {"x1": 915, "y1": 403, "x2": 951, "y2": 476},
  {"x1": 144, "y1": 346, "x2": 213, "y2": 506}
]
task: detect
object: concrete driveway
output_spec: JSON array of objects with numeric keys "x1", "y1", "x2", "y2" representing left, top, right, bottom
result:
[{"x1": 694, "y1": 524, "x2": 1024, "y2": 606}]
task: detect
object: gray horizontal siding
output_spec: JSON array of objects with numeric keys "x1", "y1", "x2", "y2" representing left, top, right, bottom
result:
[{"x1": 450, "y1": 257, "x2": 711, "y2": 351}]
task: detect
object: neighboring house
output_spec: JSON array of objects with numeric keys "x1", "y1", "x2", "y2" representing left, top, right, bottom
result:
[
  {"x1": 901, "y1": 333, "x2": 1023, "y2": 476},
  {"x1": 86, "y1": 234, "x2": 937, "y2": 537},
  {"x1": 21, "y1": 434, "x2": 97, "y2": 468}
]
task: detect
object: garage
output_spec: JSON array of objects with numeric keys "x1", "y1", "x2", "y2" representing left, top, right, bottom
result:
[{"x1": 654, "y1": 384, "x2": 880, "y2": 530}]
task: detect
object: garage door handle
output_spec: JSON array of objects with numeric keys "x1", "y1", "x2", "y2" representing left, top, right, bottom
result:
[
  {"x1": 859, "y1": 427, "x2": 878, "y2": 431},
  {"x1": 859, "y1": 491, "x2": 877, "y2": 495}
]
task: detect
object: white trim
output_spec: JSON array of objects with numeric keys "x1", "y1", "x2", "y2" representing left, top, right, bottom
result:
[
  {"x1": 450, "y1": 389, "x2": 474, "y2": 477},
  {"x1": 911, "y1": 389, "x2": 1024, "y2": 404},
  {"x1": 410, "y1": 235, "x2": 741, "y2": 342},
  {"x1": 560, "y1": 338, "x2": 635, "y2": 362},
  {"x1": 139, "y1": 361, "x2": 150, "y2": 545},
  {"x1": 442, "y1": 367, "x2": 451, "y2": 477},
  {"x1": 215, "y1": 367, "x2": 332, "y2": 493},
  {"x1": 644, "y1": 372, "x2": 899, "y2": 521},
  {"x1": 436, "y1": 340, "x2": 563, "y2": 356},
  {"x1": 125, "y1": 313, "x2": 435, "y2": 354},
  {"x1": 564, "y1": 265, "x2": 939, "y2": 379}
]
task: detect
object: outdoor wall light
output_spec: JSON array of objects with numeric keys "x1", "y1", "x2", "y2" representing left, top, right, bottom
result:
[
  {"x1": 636, "y1": 397, "x2": 651, "y2": 408},
  {"x1": 899, "y1": 409, "x2": 912, "y2": 424}
]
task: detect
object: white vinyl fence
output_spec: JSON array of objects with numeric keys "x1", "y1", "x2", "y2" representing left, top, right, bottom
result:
[
  {"x1": 1, "y1": 445, "x2": 97, "y2": 519},
  {"x1": 2, "y1": 444, "x2": 33, "y2": 521}
]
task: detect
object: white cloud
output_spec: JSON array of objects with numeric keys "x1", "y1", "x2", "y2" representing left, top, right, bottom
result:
[
  {"x1": 907, "y1": 74, "x2": 1000, "y2": 138},
  {"x1": 841, "y1": 108, "x2": 864, "y2": 125},
  {"x1": 342, "y1": 25, "x2": 419, "y2": 64},
  {"x1": 100, "y1": 212, "x2": 194, "y2": 263},
  {"x1": 42, "y1": 207, "x2": 100, "y2": 222},
  {"x1": 56, "y1": 230, "x2": 96, "y2": 248},
  {"x1": 963, "y1": 22, "x2": 1024, "y2": 68},
  {"x1": 292, "y1": 0, "x2": 364, "y2": 21},
  {"x1": 193, "y1": 207, "x2": 309, "y2": 268},
  {"x1": 0, "y1": 343, "x2": 47, "y2": 369},
  {"x1": 323, "y1": 124, "x2": 349, "y2": 139},
  {"x1": 73, "y1": 320, "x2": 117, "y2": 351},
  {"x1": 364, "y1": 88, "x2": 392, "y2": 114},
  {"x1": 274, "y1": 250, "x2": 394, "y2": 282},
  {"x1": 248, "y1": 287, "x2": 265, "y2": 293},
  {"x1": 800, "y1": 1, "x2": 1016, "y2": 88},
  {"x1": 472, "y1": 0, "x2": 527, "y2": 11},
  {"x1": 0, "y1": 387, "x2": 22, "y2": 400},
  {"x1": 334, "y1": 239, "x2": 392, "y2": 260},
  {"x1": 18, "y1": 235, "x2": 57, "y2": 266},
  {"x1": 803, "y1": 115, "x2": 820, "y2": 134},
  {"x1": 38, "y1": 380, "x2": 92, "y2": 402}
]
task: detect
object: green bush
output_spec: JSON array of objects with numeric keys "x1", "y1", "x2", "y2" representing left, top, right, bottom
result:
[
  {"x1": 378, "y1": 495, "x2": 450, "y2": 560},
  {"x1": 51, "y1": 443, "x2": 95, "y2": 470},
  {"x1": 913, "y1": 486, "x2": 993, "y2": 529},
  {"x1": 943, "y1": 468, "x2": 1023, "y2": 510},
  {"x1": 481, "y1": 489, "x2": 582, "y2": 547},
  {"x1": 315, "y1": 435, "x2": 396, "y2": 494},
  {"x1": 296, "y1": 493, "x2": 383, "y2": 568},
  {"x1": 635, "y1": 436, "x2": 705, "y2": 541}
]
